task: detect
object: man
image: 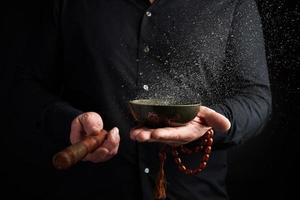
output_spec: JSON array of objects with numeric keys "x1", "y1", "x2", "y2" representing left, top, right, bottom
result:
[{"x1": 13, "y1": 0, "x2": 271, "y2": 199}]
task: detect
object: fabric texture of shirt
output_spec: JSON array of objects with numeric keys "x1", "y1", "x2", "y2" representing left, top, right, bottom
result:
[{"x1": 12, "y1": 0, "x2": 272, "y2": 199}]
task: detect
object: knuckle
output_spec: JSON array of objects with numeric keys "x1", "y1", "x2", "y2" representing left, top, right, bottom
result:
[
  {"x1": 88, "y1": 112, "x2": 102, "y2": 121},
  {"x1": 80, "y1": 112, "x2": 91, "y2": 121},
  {"x1": 78, "y1": 112, "x2": 103, "y2": 134},
  {"x1": 151, "y1": 131, "x2": 161, "y2": 140},
  {"x1": 90, "y1": 125, "x2": 101, "y2": 133},
  {"x1": 109, "y1": 137, "x2": 120, "y2": 147},
  {"x1": 130, "y1": 130, "x2": 138, "y2": 138},
  {"x1": 174, "y1": 134, "x2": 181, "y2": 141},
  {"x1": 79, "y1": 112, "x2": 101, "y2": 123},
  {"x1": 136, "y1": 134, "x2": 146, "y2": 142}
]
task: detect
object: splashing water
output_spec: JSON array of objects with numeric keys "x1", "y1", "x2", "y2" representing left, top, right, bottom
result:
[{"x1": 134, "y1": 1, "x2": 299, "y2": 108}]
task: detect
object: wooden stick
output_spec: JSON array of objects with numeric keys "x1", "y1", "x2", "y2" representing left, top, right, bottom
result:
[{"x1": 52, "y1": 130, "x2": 107, "y2": 170}]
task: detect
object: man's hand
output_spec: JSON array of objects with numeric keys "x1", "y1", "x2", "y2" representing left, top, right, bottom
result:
[
  {"x1": 130, "y1": 106, "x2": 231, "y2": 145},
  {"x1": 70, "y1": 112, "x2": 120, "y2": 163}
]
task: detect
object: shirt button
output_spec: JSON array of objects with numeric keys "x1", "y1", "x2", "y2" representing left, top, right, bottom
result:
[
  {"x1": 146, "y1": 11, "x2": 152, "y2": 17},
  {"x1": 144, "y1": 168, "x2": 150, "y2": 174},
  {"x1": 144, "y1": 46, "x2": 150, "y2": 53},
  {"x1": 143, "y1": 85, "x2": 149, "y2": 91}
]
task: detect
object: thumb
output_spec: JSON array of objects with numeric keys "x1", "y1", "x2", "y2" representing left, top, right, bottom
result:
[
  {"x1": 78, "y1": 112, "x2": 104, "y2": 135},
  {"x1": 199, "y1": 106, "x2": 231, "y2": 133},
  {"x1": 70, "y1": 112, "x2": 103, "y2": 144}
]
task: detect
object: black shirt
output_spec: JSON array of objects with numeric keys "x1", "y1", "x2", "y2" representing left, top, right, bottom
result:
[{"x1": 13, "y1": 0, "x2": 272, "y2": 199}]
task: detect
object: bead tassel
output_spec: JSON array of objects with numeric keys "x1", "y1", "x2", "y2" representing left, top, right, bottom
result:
[
  {"x1": 154, "y1": 149, "x2": 167, "y2": 200},
  {"x1": 153, "y1": 128, "x2": 214, "y2": 199}
]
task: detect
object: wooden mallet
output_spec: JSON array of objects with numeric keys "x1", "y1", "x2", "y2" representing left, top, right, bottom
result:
[{"x1": 52, "y1": 130, "x2": 107, "y2": 170}]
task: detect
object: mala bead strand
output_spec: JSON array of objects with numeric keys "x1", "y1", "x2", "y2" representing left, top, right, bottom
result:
[
  {"x1": 154, "y1": 129, "x2": 214, "y2": 200},
  {"x1": 172, "y1": 129, "x2": 214, "y2": 176}
]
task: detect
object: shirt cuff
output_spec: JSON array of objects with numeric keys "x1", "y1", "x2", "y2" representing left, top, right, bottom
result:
[
  {"x1": 42, "y1": 102, "x2": 83, "y2": 148},
  {"x1": 208, "y1": 104, "x2": 235, "y2": 148}
]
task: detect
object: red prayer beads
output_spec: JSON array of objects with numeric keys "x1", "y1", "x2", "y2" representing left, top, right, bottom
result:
[{"x1": 171, "y1": 129, "x2": 214, "y2": 175}]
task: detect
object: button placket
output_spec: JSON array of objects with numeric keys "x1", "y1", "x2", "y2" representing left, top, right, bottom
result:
[{"x1": 137, "y1": 9, "x2": 155, "y2": 91}]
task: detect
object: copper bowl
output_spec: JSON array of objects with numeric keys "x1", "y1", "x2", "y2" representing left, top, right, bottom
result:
[{"x1": 129, "y1": 99, "x2": 201, "y2": 128}]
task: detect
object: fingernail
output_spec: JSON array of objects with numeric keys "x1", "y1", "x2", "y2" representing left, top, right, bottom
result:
[{"x1": 111, "y1": 127, "x2": 119, "y2": 135}]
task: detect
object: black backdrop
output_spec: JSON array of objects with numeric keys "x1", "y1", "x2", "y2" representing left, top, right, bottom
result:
[{"x1": 1, "y1": 1, "x2": 299, "y2": 199}]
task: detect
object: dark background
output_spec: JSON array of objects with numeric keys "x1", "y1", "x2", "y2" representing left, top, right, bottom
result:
[{"x1": 1, "y1": 0, "x2": 299, "y2": 199}]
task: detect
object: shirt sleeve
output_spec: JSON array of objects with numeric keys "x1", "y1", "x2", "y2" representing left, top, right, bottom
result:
[
  {"x1": 11, "y1": 0, "x2": 82, "y2": 154},
  {"x1": 211, "y1": 0, "x2": 272, "y2": 147}
]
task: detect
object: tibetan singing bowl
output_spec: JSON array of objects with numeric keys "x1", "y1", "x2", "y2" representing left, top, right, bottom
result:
[{"x1": 129, "y1": 99, "x2": 201, "y2": 127}]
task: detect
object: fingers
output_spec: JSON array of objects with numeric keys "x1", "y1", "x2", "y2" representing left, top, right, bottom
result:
[
  {"x1": 129, "y1": 106, "x2": 231, "y2": 145},
  {"x1": 150, "y1": 124, "x2": 209, "y2": 144},
  {"x1": 70, "y1": 117, "x2": 83, "y2": 144},
  {"x1": 70, "y1": 112, "x2": 103, "y2": 144},
  {"x1": 84, "y1": 127, "x2": 120, "y2": 163},
  {"x1": 130, "y1": 128, "x2": 152, "y2": 142},
  {"x1": 101, "y1": 127, "x2": 120, "y2": 156},
  {"x1": 130, "y1": 121, "x2": 209, "y2": 145},
  {"x1": 69, "y1": 112, "x2": 120, "y2": 163},
  {"x1": 198, "y1": 106, "x2": 231, "y2": 133}
]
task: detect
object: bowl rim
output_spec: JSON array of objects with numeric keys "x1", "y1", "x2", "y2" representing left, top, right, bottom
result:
[{"x1": 129, "y1": 99, "x2": 201, "y2": 107}]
